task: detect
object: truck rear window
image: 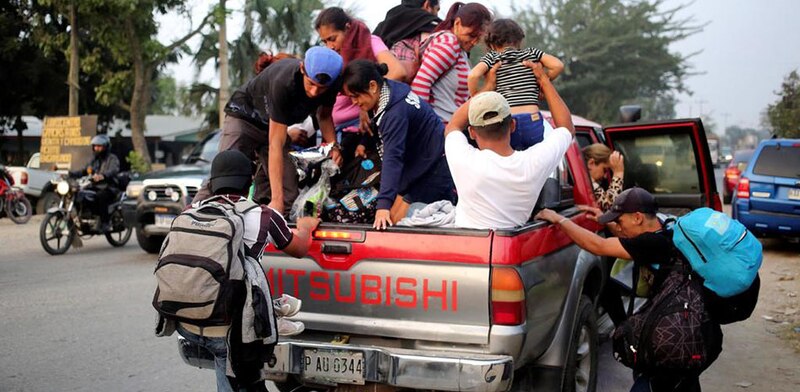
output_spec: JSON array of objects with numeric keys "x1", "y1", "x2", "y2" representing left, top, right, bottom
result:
[{"x1": 752, "y1": 145, "x2": 800, "y2": 178}]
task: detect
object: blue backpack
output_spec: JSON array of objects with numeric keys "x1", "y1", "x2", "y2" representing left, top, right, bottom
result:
[
  {"x1": 671, "y1": 208, "x2": 762, "y2": 297},
  {"x1": 668, "y1": 208, "x2": 762, "y2": 324}
]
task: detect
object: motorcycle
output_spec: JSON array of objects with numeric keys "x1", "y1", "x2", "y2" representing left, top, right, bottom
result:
[
  {"x1": 39, "y1": 174, "x2": 133, "y2": 255},
  {"x1": 0, "y1": 164, "x2": 32, "y2": 224}
]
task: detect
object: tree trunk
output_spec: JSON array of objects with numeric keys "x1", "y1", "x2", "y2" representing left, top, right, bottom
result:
[
  {"x1": 67, "y1": 0, "x2": 79, "y2": 116},
  {"x1": 129, "y1": 59, "x2": 152, "y2": 167},
  {"x1": 125, "y1": 15, "x2": 152, "y2": 168},
  {"x1": 217, "y1": 0, "x2": 229, "y2": 128}
]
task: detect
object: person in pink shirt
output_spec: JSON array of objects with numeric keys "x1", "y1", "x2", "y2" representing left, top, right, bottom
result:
[
  {"x1": 411, "y1": 2, "x2": 492, "y2": 124},
  {"x1": 315, "y1": 7, "x2": 407, "y2": 166}
]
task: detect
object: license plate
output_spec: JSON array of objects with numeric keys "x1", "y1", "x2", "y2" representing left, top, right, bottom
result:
[
  {"x1": 789, "y1": 188, "x2": 800, "y2": 201},
  {"x1": 302, "y1": 349, "x2": 364, "y2": 385},
  {"x1": 154, "y1": 214, "x2": 176, "y2": 228}
]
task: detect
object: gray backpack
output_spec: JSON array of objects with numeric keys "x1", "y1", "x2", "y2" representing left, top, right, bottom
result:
[{"x1": 152, "y1": 196, "x2": 258, "y2": 327}]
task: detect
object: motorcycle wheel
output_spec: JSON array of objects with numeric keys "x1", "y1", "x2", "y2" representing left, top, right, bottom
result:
[
  {"x1": 40, "y1": 211, "x2": 75, "y2": 255},
  {"x1": 105, "y1": 209, "x2": 132, "y2": 247},
  {"x1": 6, "y1": 194, "x2": 32, "y2": 224}
]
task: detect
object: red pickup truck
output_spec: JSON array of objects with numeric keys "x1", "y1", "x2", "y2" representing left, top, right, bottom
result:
[{"x1": 179, "y1": 117, "x2": 720, "y2": 392}]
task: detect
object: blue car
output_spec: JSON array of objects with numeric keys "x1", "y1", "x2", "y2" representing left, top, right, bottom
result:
[{"x1": 732, "y1": 138, "x2": 800, "y2": 239}]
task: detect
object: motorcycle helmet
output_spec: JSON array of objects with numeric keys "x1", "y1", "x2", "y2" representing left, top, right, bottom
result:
[{"x1": 91, "y1": 134, "x2": 111, "y2": 157}]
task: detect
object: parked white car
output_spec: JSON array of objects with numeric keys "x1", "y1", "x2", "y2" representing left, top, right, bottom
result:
[{"x1": 6, "y1": 153, "x2": 64, "y2": 214}]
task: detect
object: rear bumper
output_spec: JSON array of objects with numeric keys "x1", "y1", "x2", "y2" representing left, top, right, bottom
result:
[
  {"x1": 178, "y1": 337, "x2": 514, "y2": 391},
  {"x1": 735, "y1": 207, "x2": 800, "y2": 236}
]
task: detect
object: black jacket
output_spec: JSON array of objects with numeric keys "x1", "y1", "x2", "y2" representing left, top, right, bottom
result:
[{"x1": 373, "y1": 4, "x2": 441, "y2": 49}]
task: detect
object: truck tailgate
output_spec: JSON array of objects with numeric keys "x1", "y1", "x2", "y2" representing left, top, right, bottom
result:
[{"x1": 263, "y1": 226, "x2": 493, "y2": 345}]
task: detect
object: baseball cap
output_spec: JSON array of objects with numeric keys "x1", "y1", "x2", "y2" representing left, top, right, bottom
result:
[
  {"x1": 210, "y1": 150, "x2": 252, "y2": 193},
  {"x1": 468, "y1": 91, "x2": 511, "y2": 127},
  {"x1": 303, "y1": 46, "x2": 343, "y2": 87},
  {"x1": 597, "y1": 187, "x2": 658, "y2": 224}
]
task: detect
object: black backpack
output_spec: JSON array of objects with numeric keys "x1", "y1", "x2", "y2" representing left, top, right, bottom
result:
[{"x1": 612, "y1": 261, "x2": 723, "y2": 374}]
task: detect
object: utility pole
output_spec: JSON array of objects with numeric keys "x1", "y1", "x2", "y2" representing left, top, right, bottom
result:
[
  {"x1": 695, "y1": 99, "x2": 708, "y2": 117},
  {"x1": 67, "y1": 0, "x2": 79, "y2": 116},
  {"x1": 218, "y1": 0, "x2": 229, "y2": 129}
]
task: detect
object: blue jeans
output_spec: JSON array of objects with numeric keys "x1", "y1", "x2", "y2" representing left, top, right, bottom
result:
[
  {"x1": 510, "y1": 112, "x2": 545, "y2": 151},
  {"x1": 177, "y1": 325, "x2": 238, "y2": 392}
]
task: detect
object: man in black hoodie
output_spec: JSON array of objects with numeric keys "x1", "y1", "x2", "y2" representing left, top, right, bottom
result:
[{"x1": 373, "y1": 1, "x2": 442, "y2": 82}]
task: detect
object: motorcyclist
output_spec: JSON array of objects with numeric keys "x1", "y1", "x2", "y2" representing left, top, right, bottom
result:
[{"x1": 69, "y1": 134, "x2": 121, "y2": 231}]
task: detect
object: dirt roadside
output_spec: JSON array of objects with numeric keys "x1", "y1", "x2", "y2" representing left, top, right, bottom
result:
[{"x1": 699, "y1": 238, "x2": 800, "y2": 391}]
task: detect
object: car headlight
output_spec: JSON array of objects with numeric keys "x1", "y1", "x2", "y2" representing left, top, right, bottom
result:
[
  {"x1": 126, "y1": 182, "x2": 144, "y2": 199},
  {"x1": 56, "y1": 181, "x2": 70, "y2": 195}
]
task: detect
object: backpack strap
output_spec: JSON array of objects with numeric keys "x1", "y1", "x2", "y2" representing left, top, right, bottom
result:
[{"x1": 627, "y1": 264, "x2": 639, "y2": 317}]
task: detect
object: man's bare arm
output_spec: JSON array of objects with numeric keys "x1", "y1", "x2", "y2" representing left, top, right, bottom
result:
[{"x1": 524, "y1": 60, "x2": 574, "y2": 135}]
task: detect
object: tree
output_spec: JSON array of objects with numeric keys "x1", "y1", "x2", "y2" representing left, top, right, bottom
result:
[
  {"x1": 513, "y1": 0, "x2": 701, "y2": 123},
  {"x1": 0, "y1": 0, "x2": 108, "y2": 163},
  {"x1": 766, "y1": 70, "x2": 800, "y2": 138},
  {"x1": 187, "y1": 0, "x2": 325, "y2": 129},
  {"x1": 78, "y1": 1, "x2": 213, "y2": 168},
  {"x1": 151, "y1": 75, "x2": 181, "y2": 115}
]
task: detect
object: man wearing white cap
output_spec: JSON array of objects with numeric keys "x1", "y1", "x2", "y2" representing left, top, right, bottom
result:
[{"x1": 443, "y1": 62, "x2": 576, "y2": 229}]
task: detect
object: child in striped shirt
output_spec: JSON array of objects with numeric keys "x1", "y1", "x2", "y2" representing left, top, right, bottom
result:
[{"x1": 468, "y1": 19, "x2": 564, "y2": 150}]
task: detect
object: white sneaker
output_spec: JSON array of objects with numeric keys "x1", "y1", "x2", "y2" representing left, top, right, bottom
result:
[
  {"x1": 278, "y1": 319, "x2": 305, "y2": 336},
  {"x1": 274, "y1": 294, "x2": 302, "y2": 317}
]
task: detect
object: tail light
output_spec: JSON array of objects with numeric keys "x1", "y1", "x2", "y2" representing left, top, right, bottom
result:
[
  {"x1": 724, "y1": 167, "x2": 740, "y2": 181},
  {"x1": 737, "y1": 177, "x2": 750, "y2": 199},
  {"x1": 313, "y1": 230, "x2": 365, "y2": 242},
  {"x1": 491, "y1": 267, "x2": 526, "y2": 325},
  {"x1": 20, "y1": 172, "x2": 28, "y2": 185}
]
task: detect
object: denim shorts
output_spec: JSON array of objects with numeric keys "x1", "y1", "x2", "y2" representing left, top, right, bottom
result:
[{"x1": 510, "y1": 112, "x2": 545, "y2": 151}]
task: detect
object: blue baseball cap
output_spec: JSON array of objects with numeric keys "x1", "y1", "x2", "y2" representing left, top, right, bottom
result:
[{"x1": 303, "y1": 46, "x2": 343, "y2": 87}]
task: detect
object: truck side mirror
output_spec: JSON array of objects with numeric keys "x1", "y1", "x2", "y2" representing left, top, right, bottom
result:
[{"x1": 619, "y1": 105, "x2": 642, "y2": 123}]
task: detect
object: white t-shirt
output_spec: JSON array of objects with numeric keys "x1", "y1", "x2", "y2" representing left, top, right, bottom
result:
[{"x1": 445, "y1": 125, "x2": 574, "y2": 229}]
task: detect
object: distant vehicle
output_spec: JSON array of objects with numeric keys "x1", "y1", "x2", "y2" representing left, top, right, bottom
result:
[
  {"x1": 6, "y1": 153, "x2": 64, "y2": 214},
  {"x1": 707, "y1": 137, "x2": 720, "y2": 167},
  {"x1": 122, "y1": 130, "x2": 219, "y2": 253},
  {"x1": 732, "y1": 139, "x2": 800, "y2": 240},
  {"x1": 0, "y1": 164, "x2": 32, "y2": 224},
  {"x1": 720, "y1": 146, "x2": 733, "y2": 166},
  {"x1": 722, "y1": 149, "x2": 754, "y2": 204}
]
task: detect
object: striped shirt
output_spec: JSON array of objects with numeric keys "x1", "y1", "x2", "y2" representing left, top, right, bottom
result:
[
  {"x1": 212, "y1": 195, "x2": 294, "y2": 257},
  {"x1": 411, "y1": 31, "x2": 470, "y2": 122},
  {"x1": 480, "y1": 47, "x2": 544, "y2": 107}
]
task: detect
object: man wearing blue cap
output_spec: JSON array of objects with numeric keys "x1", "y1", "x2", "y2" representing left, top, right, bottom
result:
[{"x1": 194, "y1": 46, "x2": 345, "y2": 216}]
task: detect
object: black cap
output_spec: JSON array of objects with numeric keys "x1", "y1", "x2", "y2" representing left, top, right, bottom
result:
[
  {"x1": 598, "y1": 187, "x2": 658, "y2": 224},
  {"x1": 210, "y1": 150, "x2": 252, "y2": 193}
]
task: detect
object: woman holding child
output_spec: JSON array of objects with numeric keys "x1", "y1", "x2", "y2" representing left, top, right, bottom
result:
[
  {"x1": 341, "y1": 60, "x2": 456, "y2": 230},
  {"x1": 411, "y1": 2, "x2": 493, "y2": 124}
]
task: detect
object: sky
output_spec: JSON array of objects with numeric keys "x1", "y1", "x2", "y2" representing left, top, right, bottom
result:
[{"x1": 160, "y1": 0, "x2": 800, "y2": 132}]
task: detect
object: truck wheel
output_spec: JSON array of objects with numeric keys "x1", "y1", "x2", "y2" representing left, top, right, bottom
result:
[
  {"x1": 135, "y1": 226, "x2": 165, "y2": 254},
  {"x1": 562, "y1": 295, "x2": 598, "y2": 392},
  {"x1": 36, "y1": 191, "x2": 60, "y2": 215}
]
